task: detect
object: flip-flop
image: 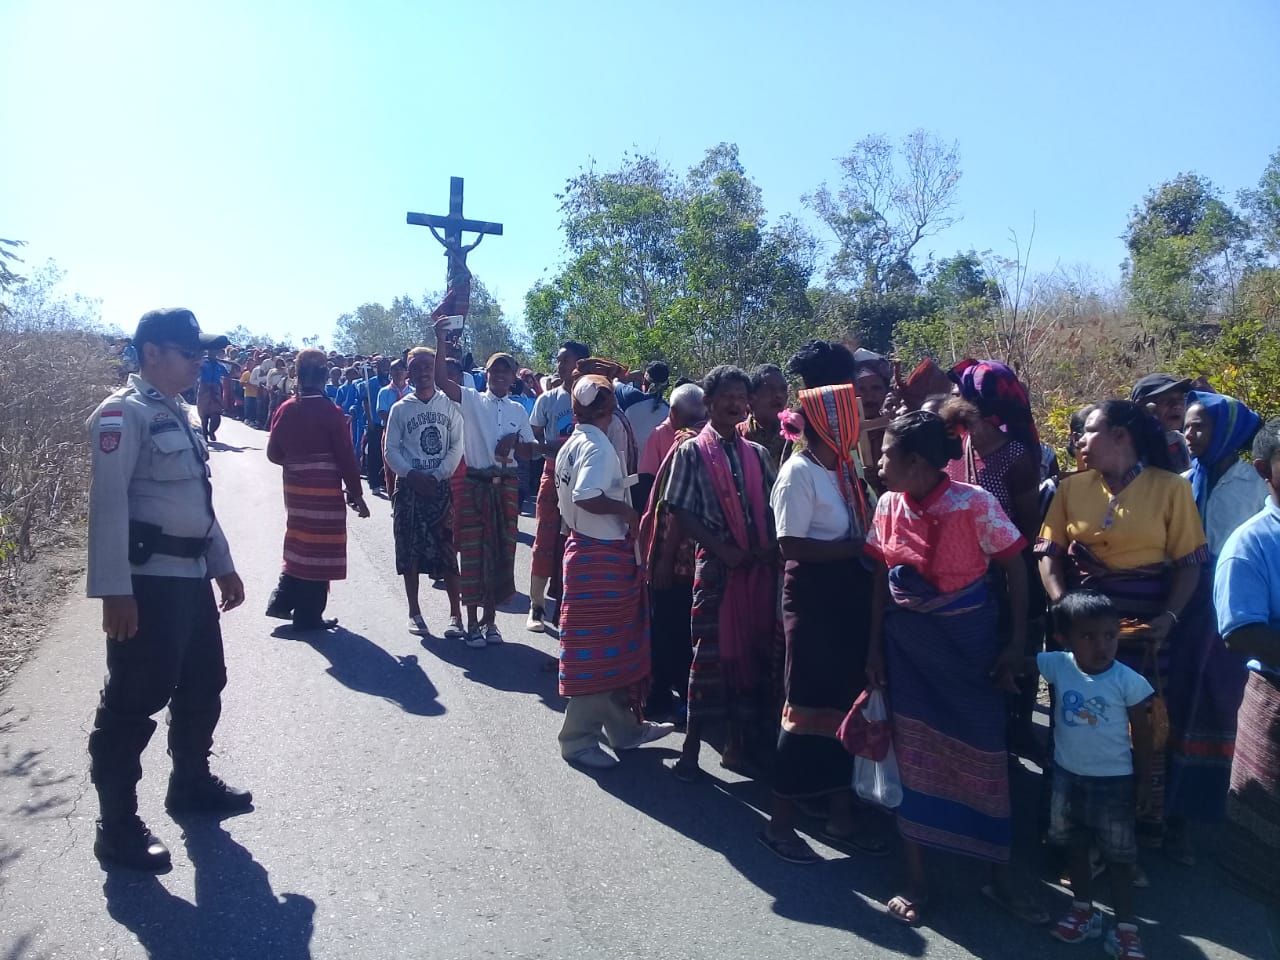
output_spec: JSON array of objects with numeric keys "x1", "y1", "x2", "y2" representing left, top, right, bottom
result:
[
  {"x1": 981, "y1": 884, "x2": 1049, "y2": 926},
  {"x1": 757, "y1": 830, "x2": 821, "y2": 864},
  {"x1": 820, "y1": 829, "x2": 891, "y2": 858},
  {"x1": 886, "y1": 894, "x2": 927, "y2": 926}
]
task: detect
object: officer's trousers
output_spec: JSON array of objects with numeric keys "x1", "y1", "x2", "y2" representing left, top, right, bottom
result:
[{"x1": 88, "y1": 575, "x2": 227, "y2": 823}]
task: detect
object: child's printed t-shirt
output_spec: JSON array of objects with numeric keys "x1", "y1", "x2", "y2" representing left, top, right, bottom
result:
[{"x1": 1037, "y1": 651, "x2": 1154, "y2": 778}]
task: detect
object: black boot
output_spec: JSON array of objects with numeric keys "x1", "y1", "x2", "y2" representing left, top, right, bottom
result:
[
  {"x1": 264, "y1": 574, "x2": 296, "y2": 621},
  {"x1": 164, "y1": 771, "x2": 254, "y2": 817},
  {"x1": 94, "y1": 816, "x2": 172, "y2": 872}
]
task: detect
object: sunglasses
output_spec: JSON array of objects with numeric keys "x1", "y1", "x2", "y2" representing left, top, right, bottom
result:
[{"x1": 159, "y1": 343, "x2": 202, "y2": 360}]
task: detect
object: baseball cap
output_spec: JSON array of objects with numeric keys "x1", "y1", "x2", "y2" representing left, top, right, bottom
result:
[
  {"x1": 133, "y1": 308, "x2": 228, "y2": 352},
  {"x1": 485, "y1": 352, "x2": 516, "y2": 373},
  {"x1": 1130, "y1": 373, "x2": 1192, "y2": 404}
]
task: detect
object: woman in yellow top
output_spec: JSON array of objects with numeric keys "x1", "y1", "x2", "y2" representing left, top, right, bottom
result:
[{"x1": 1038, "y1": 399, "x2": 1211, "y2": 854}]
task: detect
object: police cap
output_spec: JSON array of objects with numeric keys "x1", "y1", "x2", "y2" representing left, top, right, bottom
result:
[{"x1": 133, "y1": 308, "x2": 229, "y2": 352}]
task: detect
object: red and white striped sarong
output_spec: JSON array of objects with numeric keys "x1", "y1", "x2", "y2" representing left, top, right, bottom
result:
[{"x1": 281, "y1": 455, "x2": 348, "y2": 581}]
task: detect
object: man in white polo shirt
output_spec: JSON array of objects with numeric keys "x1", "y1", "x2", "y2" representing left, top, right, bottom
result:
[{"x1": 433, "y1": 316, "x2": 546, "y2": 646}]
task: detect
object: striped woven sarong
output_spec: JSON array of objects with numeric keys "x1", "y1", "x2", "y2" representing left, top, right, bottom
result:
[
  {"x1": 281, "y1": 455, "x2": 348, "y2": 581},
  {"x1": 531, "y1": 458, "x2": 564, "y2": 581},
  {"x1": 456, "y1": 468, "x2": 519, "y2": 608},
  {"x1": 1221, "y1": 671, "x2": 1280, "y2": 909},
  {"x1": 886, "y1": 569, "x2": 1011, "y2": 862},
  {"x1": 558, "y1": 534, "x2": 650, "y2": 706}
]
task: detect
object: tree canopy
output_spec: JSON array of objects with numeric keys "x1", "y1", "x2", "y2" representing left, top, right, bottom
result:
[
  {"x1": 334, "y1": 275, "x2": 526, "y2": 362},
  {"x1": 525, "y1": 144, "x2": 817, "y2": 376}
]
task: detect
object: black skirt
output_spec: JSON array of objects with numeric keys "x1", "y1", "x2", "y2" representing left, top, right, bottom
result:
[{"x1": 773, "y1": 556, "x2": 873, "y2": 799}]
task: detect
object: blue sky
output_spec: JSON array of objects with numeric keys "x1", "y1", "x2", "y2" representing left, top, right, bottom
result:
[{"x1": 3, "y1": 0, "x2": 1278, "y2": 348}]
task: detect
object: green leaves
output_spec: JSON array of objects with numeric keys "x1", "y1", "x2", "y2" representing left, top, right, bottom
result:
[
  {"x1": 526, "y1": 144, "x2": 816, "y2": 376},
  {"x1": 334, "y1": 276, "x2": 527, "y2": 362}
]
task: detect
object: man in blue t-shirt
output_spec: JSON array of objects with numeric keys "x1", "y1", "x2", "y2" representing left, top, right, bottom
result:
[{"x1": 1213, "y1": 417, "x2": 1280, "y2": 928}]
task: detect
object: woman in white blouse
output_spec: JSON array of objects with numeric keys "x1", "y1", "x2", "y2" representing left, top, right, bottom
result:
[{"x1": 758, "y1": 383, "x2": 887, "y2": 863}]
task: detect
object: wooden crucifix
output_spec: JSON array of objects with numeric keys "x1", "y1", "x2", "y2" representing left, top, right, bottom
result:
[{"x1": 406, "y1": 176, "x2": 504, "y2": 318}]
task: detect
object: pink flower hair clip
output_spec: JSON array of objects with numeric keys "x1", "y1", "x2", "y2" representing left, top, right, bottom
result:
[{"x1": 778, "y1": 408, "x2": 805, "y2": 442}]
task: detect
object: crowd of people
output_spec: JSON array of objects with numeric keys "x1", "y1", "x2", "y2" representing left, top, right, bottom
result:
[{"x1": 175, "y1": 323, "x2": 1279, "y2": 959}]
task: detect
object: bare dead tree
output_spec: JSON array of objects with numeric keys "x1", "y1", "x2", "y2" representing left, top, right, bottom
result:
[{"x1": 805, "y1": 129, "x2": 962, "y2": 292}]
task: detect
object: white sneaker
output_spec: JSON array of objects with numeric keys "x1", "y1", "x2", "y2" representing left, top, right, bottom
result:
[
  {"x1": 464, "y1": 628, "x2": 487, "y2": 649},
  {"x1": 443, "y1": 616, "x2": 466, "y2": 640},
  {"x1": 566, "y1": 746, "x2": 619, "y2": 769},
  {"x1": 484, "y1": 624, "x2": 504, "y2": 645},
  {"x1": 526, "y1": 607, "x2": 546, "y2": 633},
  {"x1": 613, "y1": 721, "x2": 677, "y2": 750},
  {"x1": 407, "y1": 615, "x2": 430, "y2": 637}
]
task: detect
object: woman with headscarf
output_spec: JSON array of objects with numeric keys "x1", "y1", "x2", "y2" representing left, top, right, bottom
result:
[
  {"x1": 663, "y1": 365, "x2": 779, "y2": 781},
  {"x1": 265, "y1": 349, "x2": 370, "y2": 630},
  {"x1": 758, "y1": 384, "x2": 886, "y2": 863},
  {"x1": 554, "y1": 375, "x2": 675, "y2": 768},
  {"x1": 1039, "y1": 401, "x2": 1209, "y2": 858},
  {"x1": 943, "y1": 360, "x2": 1045, "y2": 757},
  {"x1": 1155, "y1": 391, "x2": 1266, "y2": 863},
  {"x1": 1183, "y1": 391, "x2": 1269, "y2": 556}
]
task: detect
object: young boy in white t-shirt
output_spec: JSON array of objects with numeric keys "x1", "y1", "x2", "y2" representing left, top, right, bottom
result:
[{"x1": 1035, "y1": 590, "x2": 1154, "y2": 960}]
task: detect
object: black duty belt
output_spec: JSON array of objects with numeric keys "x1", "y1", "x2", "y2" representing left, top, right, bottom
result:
[{"x1": 129, "y1": 520, "x2": 211, "y2": 564}]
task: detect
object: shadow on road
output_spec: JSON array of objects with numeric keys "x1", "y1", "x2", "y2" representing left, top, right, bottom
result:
[
  {"x1": 589, "y1": 746, "x2": 925, "y2": 954},
  {"x1": 104, "y1": 820, "x2": 314, "y2": 960},
  {"x1": 281, "y1": 627, "x2": 446, "y2": 717},
  {"x1": 589, "y1": 749, "x2": 1262, "y2": 959},
  {"x1": 423, "y1": 637, "x2": 564, "y2": 713},
  {"x1": 207, "y1": 441, "x2": 259, "y2": 453}
]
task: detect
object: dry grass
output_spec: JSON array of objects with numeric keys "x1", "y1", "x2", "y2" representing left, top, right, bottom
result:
[{"x1": 0, "y1": 323, "x2": 118, "y2": 590}]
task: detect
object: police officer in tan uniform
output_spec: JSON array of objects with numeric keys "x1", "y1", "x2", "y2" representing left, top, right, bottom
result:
[{"x1": 86, "y1": 308, "x2": 250, "y2": 872}]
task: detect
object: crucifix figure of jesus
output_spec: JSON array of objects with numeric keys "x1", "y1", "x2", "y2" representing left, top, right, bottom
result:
[{"x1": 406, "y1": 176, "x2": 504, "y2": 318}]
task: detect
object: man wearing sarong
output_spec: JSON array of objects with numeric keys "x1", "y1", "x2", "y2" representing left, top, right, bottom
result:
[
  {"x1": 527, "y1": 339, "x2": 591, "y2": 632},
  {"x1": 385, "y1": 346, "x2": 466, "y2": 641},
  {"x1": 434, "y1": 316, "x2": 543, "y2": 647},
  {"x1": 1214, "y1": 417, "x2": 1280, "y2": 946},
  {"x1": 663, "y1": 365, "x2": 778, "y2": 782},
  {"x1": 265, "y1": 349, "x2": 370, "y2": 630},
  {"x1": 638, "y1": 383, "x2": 705, "y2": 722},
  {"x1": 554, "y1": 374, "x2": 675, "y2": 768},
  {"x1": 866, "y1": 411, "x2": 1045, "y2": 927}
]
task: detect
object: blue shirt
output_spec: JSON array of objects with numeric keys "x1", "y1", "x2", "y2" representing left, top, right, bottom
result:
[
  {"x1": 199, "y1": 358, "x2": 226, "y2": 385},
  {"x1": 613, "y1": 381, "x2": 648, "y2": 410},
  {"x1": 1037, "y1": 651, "x2": 1153, "y2": 777},
  {"x1": 377, "y1": 384, "x2": 409, "y2": 424},
  {"x1": 1214, "y1": 496, "x2": 1280, "y2": 675},
  {"x1": 348, "y1": 376, "x2": 388, "y2": 421}
]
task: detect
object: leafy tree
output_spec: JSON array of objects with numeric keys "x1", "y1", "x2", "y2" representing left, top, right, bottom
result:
[
  {"x1": 1240, "y1": 148, "x2": 1280, "y2": 258},
  {"x1": 805, "y1": 130, "x2": 962, "y2": 295},
  {"x1": 526, "y1": 144, "x2": 816, "y2": 375},
  {"x1": 0, "y1": 238, "x2": 26, "y2": 297},
  {"x1": 334, "y1": 275, "x2": 525, "y2": 362},
  {"x1": 1123, "y1": 172, "x2": 1250, "y2": 335},
  {"x1": 0, "y1": 259, "x2": 102, "y2": 333}
]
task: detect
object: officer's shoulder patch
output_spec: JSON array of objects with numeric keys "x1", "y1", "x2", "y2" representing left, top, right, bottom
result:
[{"x1": 99, "y1": 431, "x2": 121, "y2": 453}]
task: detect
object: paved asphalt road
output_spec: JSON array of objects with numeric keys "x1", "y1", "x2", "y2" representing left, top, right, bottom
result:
[{"x1": 0, "y1": 419, "x2": 1269, "y2": 960}]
